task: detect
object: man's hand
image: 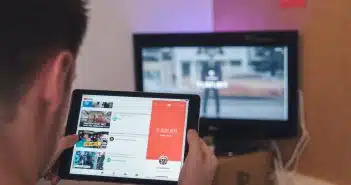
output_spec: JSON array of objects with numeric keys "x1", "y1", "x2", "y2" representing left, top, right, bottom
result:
[
  {"x1": 42, "y1": 134, "x2": 78, "y2": 185},
  {"x1": 179, "y1": 130, "x2": 218, "y2": 185}
]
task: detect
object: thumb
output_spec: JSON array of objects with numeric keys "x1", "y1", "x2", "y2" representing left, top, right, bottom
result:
[
  {"x1": 187, "y1": 129, "x2": 201, "y2": 155},
  {"x1": 57, "y1": 134, "x2": 79, "y2": 151},
  {"x1": 53, "y1": 134, "x2": 78, "y2": 160}
]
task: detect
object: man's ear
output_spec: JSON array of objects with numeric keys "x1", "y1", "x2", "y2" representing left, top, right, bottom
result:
[{"x1": 42, "y1": 51, "x2": 75, "y2": 113}]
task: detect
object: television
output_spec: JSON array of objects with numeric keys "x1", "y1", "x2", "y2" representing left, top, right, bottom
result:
[{"x1": 133, "y1": 31, "x2": 299, "y2": 139}]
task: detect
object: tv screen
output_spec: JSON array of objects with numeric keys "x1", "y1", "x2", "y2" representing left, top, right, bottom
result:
[
  {"x1": 141, "y1": 46, "x2": 288, "y2": 121},
  {"x1": 133, "y1": 32, "x2": 298, "y2": 139}
]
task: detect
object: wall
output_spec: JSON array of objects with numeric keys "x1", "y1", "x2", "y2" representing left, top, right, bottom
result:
[
  {"x1": 124, "y1": 0, "x2": 213, "y2": 33},
  {"x1": 214, "y1": 0, "x2": 305, "y2": 31},
  {"x1": 74, "y1": 0, "x2": 213, "y2": 92},
  {"x1": 73, "y1": 0, "x2": 134, "y2": 91}
]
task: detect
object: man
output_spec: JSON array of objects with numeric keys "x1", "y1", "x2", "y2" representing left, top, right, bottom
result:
[
  {"x1": 0, "y1": 1, "x2": 217, "y2": 185},
  {"x1": 96, "y1": 152, "x2": 106, "y2": 170},
  {"x1": 199, "y1": 47, "x2": 223, "y2": 117},
  {"x1": 270, "y1": 47, "x2": 284, "y2": 77}
]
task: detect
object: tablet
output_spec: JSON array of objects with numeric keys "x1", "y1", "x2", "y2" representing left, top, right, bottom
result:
[{"x1": 59, "y1": 89, "x2": 200, "y2": 185}]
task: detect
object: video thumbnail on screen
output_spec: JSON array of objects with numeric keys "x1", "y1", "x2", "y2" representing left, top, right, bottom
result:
[
  {"x1": 82, "y1": 100, "x2": 113, "y2": 108},
  {"x1": 76, "y1": 130, "x2": 109, "y2": 149},
  {"x1": 79, "y1": 111, "x2": 112, "y2": 128},
  {"x1": 72, "y1": 151, "x2": 105, "y2": 170},
  {"x1": 141, "y1": 46, "x2": 288, "y2": 120}
]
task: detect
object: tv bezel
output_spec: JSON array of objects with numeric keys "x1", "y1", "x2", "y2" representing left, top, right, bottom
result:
[{"x1": 133, "y1": 31, "x2": 299, "y2": 140}]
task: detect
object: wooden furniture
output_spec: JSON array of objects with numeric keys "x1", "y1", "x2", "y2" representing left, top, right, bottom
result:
[{"x1": 214, "y1": 152, "x2": 273, "y2": 185}]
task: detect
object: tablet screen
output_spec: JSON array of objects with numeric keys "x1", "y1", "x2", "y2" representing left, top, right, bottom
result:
[{"x1": 68, "y1": 94, "x2": 189, "y2": 181}]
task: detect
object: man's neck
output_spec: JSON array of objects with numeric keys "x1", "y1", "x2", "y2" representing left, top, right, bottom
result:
[
  {"x1": 0, "y1": 152, "x2": 37, "y2": 185},
  {"x1": 0, "y1": 169, "x2": 34, "y2": 185},
  {"x1": 0, "y1": 133, "x2": 38, "y2": 185}
]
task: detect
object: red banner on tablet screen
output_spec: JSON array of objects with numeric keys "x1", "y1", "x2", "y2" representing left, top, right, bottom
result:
[{"x1": 146, "y1": 100, "x2": 187, "y2": 161}]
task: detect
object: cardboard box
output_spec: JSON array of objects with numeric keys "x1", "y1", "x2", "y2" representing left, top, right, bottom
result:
[{"x1": 213, "y1": 151, "x2": 273, "y2": 185}]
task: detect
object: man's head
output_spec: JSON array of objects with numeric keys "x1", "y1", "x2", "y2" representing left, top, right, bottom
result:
[{"x1": 0, "y1": 0, "x2": 88, "y2": 180}]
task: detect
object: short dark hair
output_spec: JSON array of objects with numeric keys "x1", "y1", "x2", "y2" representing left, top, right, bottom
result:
[{"x1": 0, "y1": 0, "x2": 88, "y2": 112}]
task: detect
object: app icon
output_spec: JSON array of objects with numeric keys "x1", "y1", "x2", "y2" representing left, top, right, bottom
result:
[
  {"x1": 112, "y1": 113, "x2": 121, "y2": 121},
  {"x1": 82, "y1": 101, "x2": 93, "y2": 107},
  {"x1": 158, "y1": 155, "x2": 168, "y2": 165}
]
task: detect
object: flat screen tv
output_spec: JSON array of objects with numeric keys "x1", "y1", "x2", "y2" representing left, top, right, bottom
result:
[{"x1": 133, "y1": 31, "x2": 299, "y2": 139}]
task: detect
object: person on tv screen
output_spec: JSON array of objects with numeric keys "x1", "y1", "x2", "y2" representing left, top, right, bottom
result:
[
  {"x1": 0, "y1": 1, "x2": 218, "y2": 185},
  {"x1": 198, "y1": 47, "x2": 223, "y2": 117}
]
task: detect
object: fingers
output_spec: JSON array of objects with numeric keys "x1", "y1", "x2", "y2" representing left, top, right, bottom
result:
[
  {"x1": 52, "y1": 134, "x2": 78, "y2": 161},
  {"x1": 43, "y1": 171, "x2": 55, "y2": 180},
  {"x1": 187, "y1": 129, "x2": 217, "y2": 167},
  {"x1": 43, "y1": 134, "x2": 78, "y2": 177},
  {"x1": 58, "y1": 134, "x2": 79, "y2": 151},
  {"x1": 187, "y1": 129, "x2": 201, "y2": 154},
  {"x1": 43, "y1": 171, "x2": 60, "y2": 185},
  {"x1": 199, "y1": 137, "x2": 217, "y2": 168},
  {"x1": 51, "y1": 176, "x2": 60, "y2": 185},
  {"x1": 199, "y1": 138, "x2": 212, "y2": 160}
]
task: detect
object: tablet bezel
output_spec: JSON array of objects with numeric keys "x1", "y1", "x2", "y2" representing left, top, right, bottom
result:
[{"x1": 59, "y1": 89, "x2": 200, "y2": 185}]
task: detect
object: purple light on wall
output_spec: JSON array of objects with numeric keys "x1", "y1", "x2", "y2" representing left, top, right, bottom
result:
[
  {"x1": 213, "y1": 0, "x2": 305, "y2": 32},
  {"x1": 125, "y1": 0, "x2": 214, "y2": 33}
]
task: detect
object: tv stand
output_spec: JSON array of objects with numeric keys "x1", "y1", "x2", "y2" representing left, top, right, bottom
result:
[
  {"x1": 205, "y1": 135, "x2": 268, "y2": 156},
  {"x1": 200, "y1": 124, "x2": 269, "y2": 156}
]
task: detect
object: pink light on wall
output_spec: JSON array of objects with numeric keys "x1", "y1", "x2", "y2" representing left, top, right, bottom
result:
[{"x1": 213, "y1": 0, "x2": 306, "y2": 32}]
